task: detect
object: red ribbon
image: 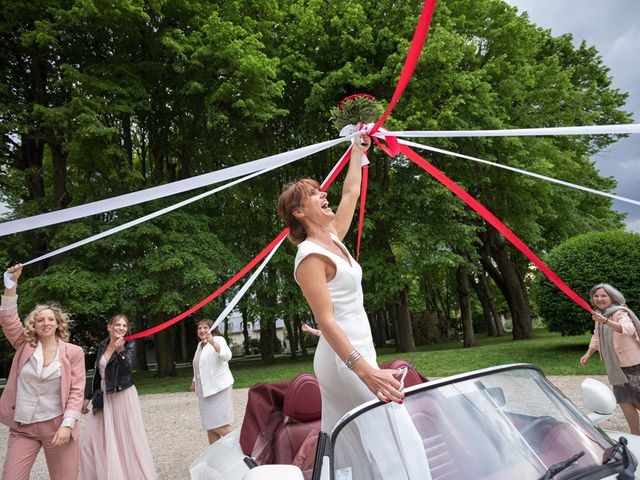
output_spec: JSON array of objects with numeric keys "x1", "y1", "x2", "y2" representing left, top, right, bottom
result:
[
  {"x1": 356, "y1": 0, "x2": 437, "y2": 258},
  {"x1": 126, "y1": 229, "x2": 290, "y2": 340},
  {"x1": 370, "y1": 0, "x2": 437, "y2": 137},
  {"x1": 126, "y1": 148, "x2": 353, "y2": 340},
  {"x1": 398, "y1": 144, "x2": 593, "y2": 313}
]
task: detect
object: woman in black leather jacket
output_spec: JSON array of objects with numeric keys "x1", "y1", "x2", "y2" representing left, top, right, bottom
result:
[{"x1": 79, "y1": 315, "x2": 157, "y2": 479}]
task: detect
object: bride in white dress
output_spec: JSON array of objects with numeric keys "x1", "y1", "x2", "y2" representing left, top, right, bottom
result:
[{"x1": 277, "y1": 133, "x2": 431, "y2": 479}]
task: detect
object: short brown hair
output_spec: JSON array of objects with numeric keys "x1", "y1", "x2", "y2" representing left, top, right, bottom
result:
[
  {"x1": 197, "y1": 319, "x2": 220, "y2": 336},
  {"x1": 277, "y1": 179, "x2": 320, "y2": 244}
]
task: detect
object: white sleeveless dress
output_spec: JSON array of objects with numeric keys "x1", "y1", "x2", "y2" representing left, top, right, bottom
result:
[{"x1": 295, "y1": 234, "x2": 431, "y2": 480}]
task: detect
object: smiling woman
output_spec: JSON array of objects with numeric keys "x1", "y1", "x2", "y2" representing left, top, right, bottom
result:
[
  {"x1": 0, "y1": 264, "x2": 86, "y2": 480},
  {"x1": 80, "y1": 314, "x2": 157, "y2": 479},
  {"x1": 276, "y1": 133, "x2": 431, "y2": 479},
  {"x1": 580, "y1": 284, "x2": 640, "y2": 436}
]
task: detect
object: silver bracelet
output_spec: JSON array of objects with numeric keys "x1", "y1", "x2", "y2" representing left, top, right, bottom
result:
[{"x1": 345, "y1": 350, "x2": 362, "y2": 370}]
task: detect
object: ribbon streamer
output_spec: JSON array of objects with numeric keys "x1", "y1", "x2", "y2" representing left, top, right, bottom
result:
[
  {"x1": 20, "y1": 137, "x2": 343, "y2": 266},
  {"x1": 125, "y1": 228, "x2": 290, "y2": 340},
  {"x1": 208, "y1": 237, "x2": 287, "y2": 334},
  {"x1": 126, "y1": 148, "x2": 353, "y2": 340},
  {"x1": 399, "y1": 139, "x2": 640, "y2": 207},
  {"x1": 387, "y1": 124, "x2": 640, "y2": 138},
  {"x1": 398, "y1": 144, "x2": 592, "y2": 312},
  {"x1": 370, "y1": 0, "x2": 437, "y2": 135},
  {"x1": 0, "y1": 136, "x2": 350, "y2": 237},
  {"x1": 357, "y1": 0, "x2": 438, "y2": 257}
]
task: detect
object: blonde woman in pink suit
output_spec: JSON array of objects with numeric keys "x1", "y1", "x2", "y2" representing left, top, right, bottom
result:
[
  {"x1": 0, "y1": 264, "x2": 85, "y2": 480},
  {"x1": 581, "y1": 283, "x2": 640, "y2": 434}
]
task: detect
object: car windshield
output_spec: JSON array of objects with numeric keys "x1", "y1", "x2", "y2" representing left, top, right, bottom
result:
[{"x1": 330, "y1": 366, "x2": 621, "y2": 480}]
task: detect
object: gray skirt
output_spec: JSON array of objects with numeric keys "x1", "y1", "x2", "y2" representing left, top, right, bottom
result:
[
  {"x1": 614, "y1": 364, "x2": 640, "y2": 404},
  {"x1": 196, "y1": 378, "x2": 234, "y2": 431}
]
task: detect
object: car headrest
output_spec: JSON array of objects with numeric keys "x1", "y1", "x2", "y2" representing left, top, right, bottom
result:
[{"x1": 282, "y1": 373, "x2": 321, "y2": 422}]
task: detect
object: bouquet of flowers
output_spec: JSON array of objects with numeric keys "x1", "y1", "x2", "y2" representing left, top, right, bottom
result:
[{"x1": 329, "y1": 93, "x2": 383, "y2": 135}]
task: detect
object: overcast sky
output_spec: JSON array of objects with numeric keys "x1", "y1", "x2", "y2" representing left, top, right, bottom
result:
[{"x1": 503, "y1": 0, "x2": 640, "y2": 232}]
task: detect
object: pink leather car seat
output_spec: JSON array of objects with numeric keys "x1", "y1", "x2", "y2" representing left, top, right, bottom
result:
[
  {"x1": 272, "y1": 373, "x2": 322, "y2": 478},
  {"x1": 407, "y1": 395, "x2": 473, "y2": 480}
]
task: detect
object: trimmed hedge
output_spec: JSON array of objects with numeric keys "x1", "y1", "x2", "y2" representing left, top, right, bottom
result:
[{"x1": 534, "y1": 230, "x2": 640, "y2": 336}]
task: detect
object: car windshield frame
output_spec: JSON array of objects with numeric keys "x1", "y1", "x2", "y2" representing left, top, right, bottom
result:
[{"x1": 326, "y1": 363, "x2": 631, "y2": 480}]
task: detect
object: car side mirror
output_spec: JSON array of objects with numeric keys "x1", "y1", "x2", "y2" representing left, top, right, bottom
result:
[
  {"x1": 581, "y1": 378, "x2": 616, "y2": 425},
  {"x1": 242, "y1": 465, "x2": 304, "y2": 480}
]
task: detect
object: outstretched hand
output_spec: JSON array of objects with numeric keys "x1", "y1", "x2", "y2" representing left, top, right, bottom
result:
[
  {"x1": 4, "y1": 264, "x2": 22, "y2": 292},
  {"x1": 6, "y1": 264, "x2": 22, "y2": 281}
]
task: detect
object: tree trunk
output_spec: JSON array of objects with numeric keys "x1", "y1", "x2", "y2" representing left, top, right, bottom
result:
[
  {"x1": 259, "y1": 317, "x2": 276, "y2": 364},
  {"x1": 396, "y1": 287, "x2": 417, "y2": 352},
  {"x1": 456, "y1": 266, "x2": 476, "y2": 347},
  {"x1": 470, "y1": 273, "x2": 497, "y2": 337},
  {"x1": 259, "y1": 267, "x2": 278, "y2": 365},
  {"x1": 150, "y1": 129, "x2": 164, "y2": 182},
  {"x1": 50, "y1": 141, "x2": 69, "y2": 208},
  {"x1": 283, "y1": 314, "x2": 297, "y2": 360},
  {"x1": 122, "y1": 113, "x2": 134, "y2": 168},
  {"x1": 479, "y1": 271, "x2": 504, "y2": 336},
  {"x1": 480, "y1": 228, "x2": 533, "y2": 340},
  {"x1": 388, "y1": 303, "x2": 400, "y2": 352},
  {"x1": 135, "y1": 338, "x2": 149, "y2": 371},
  {"x1": 377, "y1": 310, "x2": 387, "y2": 347},
  {"x1": 179, "y1": 321, "x2": 188, "y2": 363},
  {"x1": 240, "y1": 304, "x2": 250, "y2": 356},
  {"x1": 291, "y1": 313, "x2": 301, "y2": 357},
  {"x1": 153, "y1": 320, "x2": 177, "y2": 377},
  {"x1": 370, "y1": 311, "x2": 385, "y2": 348}
]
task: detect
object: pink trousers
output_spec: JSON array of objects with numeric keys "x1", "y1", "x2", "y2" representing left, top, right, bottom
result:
[{"x1": 2, "y1": 415, "x2": 79, "y2": 480}]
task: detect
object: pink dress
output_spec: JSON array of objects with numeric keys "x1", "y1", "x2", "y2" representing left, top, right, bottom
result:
[{"x1": 80, "y1": 355, "x2": 157, "y2": 479}]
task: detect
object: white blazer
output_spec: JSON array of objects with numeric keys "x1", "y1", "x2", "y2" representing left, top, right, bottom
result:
[{"x1": 193, "y1": 336, "x2": 234, "y2": 398}]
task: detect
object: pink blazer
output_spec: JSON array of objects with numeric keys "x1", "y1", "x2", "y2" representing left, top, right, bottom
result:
[
  {"x1": 589, "y1": 310, "x2": 640, "y2": 368},
  {"x1": 0, "y1": 301, "x2": 85, "y2": 439}
]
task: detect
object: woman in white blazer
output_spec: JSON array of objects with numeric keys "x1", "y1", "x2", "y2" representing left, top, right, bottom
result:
[{"x1": 190, "y1": 319, "x2": 234, "y2": 444}]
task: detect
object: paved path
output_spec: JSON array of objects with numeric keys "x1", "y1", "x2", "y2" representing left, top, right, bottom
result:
[{"x1": 0, "y1": 375, "x2": 629, "y2": 479}]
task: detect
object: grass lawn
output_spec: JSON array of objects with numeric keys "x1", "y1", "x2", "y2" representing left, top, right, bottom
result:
[{"x1": 134, "y1": 328, "x2": 605, "y2": 395}]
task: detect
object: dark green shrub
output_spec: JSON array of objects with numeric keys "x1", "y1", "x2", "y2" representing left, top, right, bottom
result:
[{"x1": 534, "y1": 230, "x2": 640, "y2": 336}]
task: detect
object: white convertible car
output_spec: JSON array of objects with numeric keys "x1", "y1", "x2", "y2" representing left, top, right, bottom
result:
[{"x1": 190, "y1": 364, "x2": 639, "y2": 480}]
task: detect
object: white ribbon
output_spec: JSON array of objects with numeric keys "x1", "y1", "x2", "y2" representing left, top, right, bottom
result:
[
  {"x1": 386, "y1": 123, "x2": 640, "y2": 138},
  {"x1": 400, "y1": 139, "x2": 640, "y2": 207},
  {"x1": 209, "y1": 236, "x2": 286, "y2": 334},
  {"x1": 0, "y1": 136, "x2": 353, "y2": 237},
  {"x1": 23, "y1": 165, "x2": 274, "y2": 266},
  {"x1": 3, "y1": 271, "x2": 16, "y2": 290},
  {"x1": 208, "y1": 149, "x2": 350, "y2": 333}
]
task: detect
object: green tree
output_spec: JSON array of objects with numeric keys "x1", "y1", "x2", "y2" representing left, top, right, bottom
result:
[{"x1": 535, "y1": 230, "x2": 640, "y2": 336}]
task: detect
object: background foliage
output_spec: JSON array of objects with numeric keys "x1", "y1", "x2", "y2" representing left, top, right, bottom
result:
[
  {"x1": 535, "y1": 230, "x2": 640, "y2": 336},
  {"x1": 0, "y1": 0, "x2": 633, "y2": 374}
]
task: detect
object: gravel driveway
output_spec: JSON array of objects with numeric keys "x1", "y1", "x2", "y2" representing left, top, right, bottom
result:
[{"x1": 0, "y1": 375, "x2": 630, "y2": 479}]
